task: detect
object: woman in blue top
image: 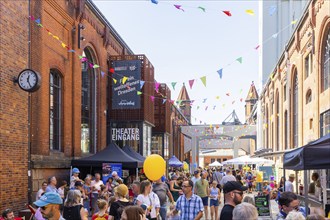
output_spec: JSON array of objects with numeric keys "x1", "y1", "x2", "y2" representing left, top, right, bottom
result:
[{"x1": 209, "y1": 181, "x2": 220, "y2": 220}]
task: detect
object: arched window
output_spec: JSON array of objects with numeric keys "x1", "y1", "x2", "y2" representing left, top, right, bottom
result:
[
  {"x1": 265, "y1": 104, "x2": 269, "y2": 148},
  {"x1": 275, "y1": 91, "x2": 279, "y2": 151},
  {"x1": 322, "y1": 28, "x2": 330, "y2": 91},
  {"x1": 50, "y1": 70, "x2": 62, "y2": 151},
  {"x1": 81, "y1": 48, "x2": 97, "y2": 154},
  {"x1": 292, "y1": 71, "x2": 299, "y2": 148},
  {"x1": 306, "y1": 89, "x2": 312, "y2": 104},
  {"x1": 284, "y1": 110, "x2": 288, "y2": 150}
]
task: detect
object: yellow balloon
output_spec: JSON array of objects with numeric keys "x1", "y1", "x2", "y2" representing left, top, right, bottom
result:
[
  {"x1": 183, "y1": 162, "x2": 189, "y2": 171},
  {"x1": 143, "y1": 154, "x2": 166, "y2": 181}
]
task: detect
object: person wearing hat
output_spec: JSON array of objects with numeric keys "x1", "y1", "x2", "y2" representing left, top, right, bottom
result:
[
  {"x1": 70, "y1": 167, "x2": 83, "y2": 189},
  {"x1": 285, "y1": 174, "x2": 295, "y2": 192},
  {"x1": 109, "y1": 184, "x2": 133, "y2": 220},
  {"x1": 34, "y1": 192, "x2": 65, "y2": 220},
  {"x1": 219, "y1": 181, "x2": 248, "y2": 220},
  {"x1": 191, "y1": 170, "x2": 201, "y2": 191}
]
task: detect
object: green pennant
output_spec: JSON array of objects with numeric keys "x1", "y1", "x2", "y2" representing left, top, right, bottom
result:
[
  {"x1": 200, "y1": 76, "x2": 207, "y2": 87},
  {"x1": 137, "y1": 91, "x2": 142, "y2": 95},
  {"x1": 171, "y1": 82, "x2": 177, "y2": 90},
  {"x1": 236, "y1": 57, "x2": 243, "y2": 64}
]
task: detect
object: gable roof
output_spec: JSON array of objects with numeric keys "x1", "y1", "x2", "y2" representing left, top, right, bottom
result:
[
  {"x1": 246, "y1": 82, "x2": 259, "y2": 101},
  {"x1": 177, "y1": 83, "x2": 190, "y2": 101}
]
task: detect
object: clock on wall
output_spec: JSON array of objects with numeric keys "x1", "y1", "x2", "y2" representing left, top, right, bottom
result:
[{"x1": 15, "y1": 69, "x2": 41, "y2": 92}]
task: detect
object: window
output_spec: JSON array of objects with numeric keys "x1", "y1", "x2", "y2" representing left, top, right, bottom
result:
[
  {"x1": 275, "y1": 92, "x2": 279, "y2": 151},
  {"x1": 292, "y1": 72, "x2": 299, "y2": 148},
  {"x1": 304, "y1": 52, "x2": 312, "y2": 79},
  {"x1": 306, "y1": 89, "x2": 312, "y2": 104},
  {"x1": 320, "y1": 109, "x2": 330, "y2": 137},
  {"x1": 284, "y1": 111, "x2": 288, "y2": 150},
  {"x1": 265, "y1": 105, "x2": 269, "y2": 148},
  {"x1": 284, "y1": 85, "x2": 287, "y2": 101},
  {"x1": 322, "y1": 29, "x2": 330, "y2": 91},
  {"x1": 81, "y1": 49, "x2": 97, "y2": 154},
  {"x1": 211, "y1": 158, "x2": 215, "y2": 163},
  {"x1": 50, "y1": 70, "x2": 62, "y2": 151}
]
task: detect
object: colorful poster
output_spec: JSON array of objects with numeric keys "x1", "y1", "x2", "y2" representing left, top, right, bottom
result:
[
  {"x1": 112, "y1": 60, "x2": 141, "y2": 109},
  {"x1": 102, "y1": 163, "x2": 123, "y2": 183}
]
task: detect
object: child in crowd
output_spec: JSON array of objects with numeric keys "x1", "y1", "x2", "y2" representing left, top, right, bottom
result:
[
  {"x1": 92, "y1": 199, "x2": 109, "y2": 220},
  {"x1": 168, "y1": 204, "x2": 180, "y2": 220}
]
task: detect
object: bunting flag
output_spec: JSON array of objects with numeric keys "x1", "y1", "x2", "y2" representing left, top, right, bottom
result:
[
  {"x1": 137, "y1": 91, "x2": 142, "y2": 95},
  {"x1": 217, "y1": 69, "x2": 223, "y2": 79},
  {"x1": 255, "y1": 45, "x2": 260, "y2": 50},
  {"x1": 113, "y1": 78, "x2": 117, "y2": 84},
  {"x1": 213, "y1": 106, "x2": 216, "y2": 110},
  {"x1": 291, "y1": 20, "x2": 298, "y2": 24},
  {"x1": 240, "y1": 89, "x2": 243, "y2": 93},
  {"x1": 174, "y1": 5, "x2": 184, "y2": 12},
  {"x1": 236, "y1": 57, "x2": 243, "y2": 64},
  {"x1": 205, "y1": 106, "x2": 208, "y2": 111},
  {"x1": 80, "y1": 57, "x2": 87, "y2": 62},
  {"x1": 216, "y1": 96, "x2": 220, "y2": 100},
  {"x1": 198, "y1": 6, "x2": 206, "y2": 12},
  {"x1": 150, "y1": 96, "x2": 155, "y2": 102},
  {"x1": 101, "y1": 71, "x2": 105, "y2": 77},
  {"x1": 177, "y1": 100, "x2": 183, "y2": 106},
  {"x1": 240, "y1": 98, "x2": 243, "y2": 102},
  {"x1": 35, "y1": 18, "x2": 41, "y2": 24},
  {"x1": 61, "y1": 42, "x2": 66, "y2": 48},
  {"x1": 200, "y1": 76, "x2": 207, "y2": 87},
  {"x1": 232, "y1": 101, "x2": 235, "y2": 104},
  {"x1": 226, "y1": 93, "x2": 230, "y2": 96},
  {"x1": 53, "y1": 35, "x2": 59, "y2": 40},
  {"x1": 189, "y1": 79, "x2": 195, "y2": 89},
  {"x1": 222, "y1": 11, "x2": 232, "y2": 16},
  {"x1": 93, "y1": 64, "x2": 100, "y2": 69},
  {"x1": 151, "y1": 0, "x2": 158, "y2": 4},
  {"x1": 197, "y1": 106, "x2": 200, "y2": 110},
  {"x1": 269, "y1": 5, "x2": 277, "y2": 16},
  {"x1": 140, "y1": 81, "x2": 145, "y2": 89},
  {"x1": 171, "y1": 82, "x2": 177, "y2": 90},
  {"x1": 109, "y1": 68, "x2": 115, "y2": 74},
  {"x1": 272, "y1": 33, "x2": 278, "y2": 38},
  {"x1": 245, "y1": 10, "x2": 255, "y2": 16},
  {"x1": 162, "y1": 99, "x2": 167, "y2": 104},
  {"x1": 155, "y1": 82, "x2": 160, "y2": 92},
  {"x1": 122, "y1": 76, "x2": 128, "y2": 84},
  {"x1": 203, "y1": 98, "x2": 207, "y2": 103},
  {"x1": 68, "y1": 49, "x2": 75, "y2": 53},
  {"x1": 89, "y1": 63, "x2": 94, "y2": 68}
]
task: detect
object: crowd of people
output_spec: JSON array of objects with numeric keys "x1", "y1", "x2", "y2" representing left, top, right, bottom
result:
[{"x1": 1, "y1": 167, "x2": 329, "y2": 220}]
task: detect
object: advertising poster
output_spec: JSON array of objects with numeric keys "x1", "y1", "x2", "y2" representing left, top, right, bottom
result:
[
  {"x1": 255, "y1": 195, "x2": 270, "y2": 216},
  {"x1": 102, "y1": 163, "x2": 123, "y2": 183},
  {"x1": 112, "y1": 60, "x2": 141, "y2": 109}
]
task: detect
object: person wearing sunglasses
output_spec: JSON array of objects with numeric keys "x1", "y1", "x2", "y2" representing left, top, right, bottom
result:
[
  {"x1": 276, "y1": 191, "x2": 306, "y2": 220},
  {"x1": 220, "y1": 181, "x2": 247, "y2": 220},
  {"x1": 171, "y1": 180, "x2": 204, "y2": 220},
  {"x1": 34, "y1": 192, "x2": 64, "y2": 220}
]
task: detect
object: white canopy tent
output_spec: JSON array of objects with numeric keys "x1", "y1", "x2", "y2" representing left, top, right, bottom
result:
[
  {"x1": 209, "y1": 161, "x2": 223, "y2": 167},
  {"x1": 222, "y1": 155, "x2": 274, "y2": 165}
]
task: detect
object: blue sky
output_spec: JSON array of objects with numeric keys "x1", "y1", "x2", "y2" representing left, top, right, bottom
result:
[{"x1": 94, "y1": 0, "x2": 259, "y2": 124}]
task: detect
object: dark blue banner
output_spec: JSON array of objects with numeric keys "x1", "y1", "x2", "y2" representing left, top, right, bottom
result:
[
  {"x1": 112, "y1": 60, "x2": 141, "y2": 109},
  {"x1": 102, "y1": 163, "x2": 123, "y2": 182}
]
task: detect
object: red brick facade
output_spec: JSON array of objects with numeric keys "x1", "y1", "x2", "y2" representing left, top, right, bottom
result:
[{"x1": 0, "y1": 0, "x2": 29, "y2": 213}]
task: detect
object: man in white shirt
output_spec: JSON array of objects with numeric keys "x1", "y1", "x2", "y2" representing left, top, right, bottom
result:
[
  {"x1": 36, "y1": 181, "x2": 47, "y2": 201},
  {"x1": 285, "y1": 174, "x2": 295, "y2": 192},
  {"x1": 191, "y1": 170, "x2": 201, "y2": 191},
  {"x1": 91, "y1": 173, "x2": 104, "y2": 213}
]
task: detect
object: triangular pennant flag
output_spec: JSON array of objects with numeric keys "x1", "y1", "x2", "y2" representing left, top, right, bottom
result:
[
  {"x1": 93, "y1": 64, "x2": 100, "y2": 69},
  {"x1": 53, "y1": 35, "x2": 60, "y2": 40},
  {"x1": 245, "y1": 10, "x2": 255, "y2": 16},
  {"x1": 217, "y1": 69, "x2": 223, "y2": 79},
  {"x1": 29, "y1": 15, "x2": 35, "y2": 20},
  {"x1": 222, "y1": 11, "x2": 232, "y2": 16},
  {"x1": 200, "y1": 76, "x2": 207, "y2": 87},
  {"x1": 89, "y1": 63, "x2": 94, "y2": 68},
  {"x1": 232, "y1": 101, "x2": 235, "y2": 104},
  {"x1": 151, "y1": 0, "x2": 158, "y2": 4},
  {"x1": 269, "y1": 5, "x2": 277, "y2": 16},
  {"x1": 226, "y1": 93, "x2": 230, "y2": 96},
  {"x1": 61, "y1": 42, "x2": 66, "y2": 48},
  {"x1": 162, "y1": 99, "x2": 167, "y2": 104},
  {"x1": 137, "y1": 91, "x2": 142, "y2": 95},
  {"x1": 35, "y1": 18, "x2": 41, "y2": 24},
  {"x1": 122, "y1": 76, "x2": 128, "y2": 84},
  {"x1": 174, "y1": 5, "x2": 184, "y2": 12},
  {"x1": 198, "y1": 6, "x2": 206, "y2": 12},
  {"x1": 170, "y1": 100, "x2": 175, "y2": 104},
  {"x1": 176, "y1": 100, "x2": 183, "y2": 106},
  {"x1": 101, "y1": 71, "x2": 105, "y2": 77},
  {"x1": 80, "y1": 57, "x2": 87, "y2": 62},
  {"x1": 189, "y1": 79, "x2": 195, "y2": 89},
  {"x1": 171, "y1": 82, "x2": 177, "y2": 90},
  {"x1": 140, "y1": 81, "x2": 145, "y2": 89},
  {"x1": 213, "y1": 106, "x2": 216, "y2": 110},
  {"x1": 291, "y1": 20, "x2": 298, "y2": 24},
  {"x1": 236, "y1": 57, "x2": 243, "y2": 64},
  {"x1": 109, "y1": 68, "x2": 115, "y2": 74},
  {"x1": 155, "y1": 82, "x2": 160, "y2": 92},
  {"x1": 216, "y1": 96, "x2": 220, "y2": 100},
  {"x1": 272, "y1": 33, "x2": 278, "y2": 38},
  {"x1": 113, "y1": 78, "x2": 117, "y2": 84},
  {"x1": 197, "y1": 106, "x2": 200, "y2": 110},
  {"x1": 240, "y1": 89, "x2": 243, "y2": 93},
  {"x1": 240, "y1": 98, "x2": 243, "y2": 102},
  {"x1": 68, "y1": 49, "x2": 75, "y2": 53},
  {"x1": 205, "y1": 106, "x2": 208, "y2": 111},
  {"x1": 150, "y1": 96, "x2": 155, "y2": 102},
  {"x1": 255, "y1": 45, "x2": 260, "y2": 50},
  {"x1": 203, "y1": 98, "x2": 207, "y2": 103}
]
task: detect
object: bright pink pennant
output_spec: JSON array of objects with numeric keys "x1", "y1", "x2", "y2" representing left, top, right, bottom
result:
[
  {"x1": 189, "y1": 79, "x2": 194, "y2": 89},
  {"x1": 150, "y1": 96, "x2": 155, "y2": 102},
  {"x1": 223, "y1": 11, "x2": 232, "y2": 16},
  {"x1": 155, "y1": 82, "x2": 160, "y2": 92},
  {"x1": 174, "y1": 5, "x2": 184, "y2": 12}
]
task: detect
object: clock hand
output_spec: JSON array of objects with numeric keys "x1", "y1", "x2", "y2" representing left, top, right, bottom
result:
[{"x1": 27, "y1": 75, "x2": 32, "y2": 87}]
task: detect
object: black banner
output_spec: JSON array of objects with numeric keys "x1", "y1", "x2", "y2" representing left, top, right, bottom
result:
[
  {"x1": 112, "y1": 60, "x2": 141, "y2": 109},
  {"x1": 255, "y1": 195, "x2": 270, "y2": 216}
]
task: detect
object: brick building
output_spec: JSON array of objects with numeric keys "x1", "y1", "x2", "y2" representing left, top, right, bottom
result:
[{"x1": 0, "y1": 0, "x2": 29, "y2": 212}]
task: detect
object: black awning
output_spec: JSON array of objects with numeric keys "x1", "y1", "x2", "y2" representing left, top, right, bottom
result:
[
  {"x1": 72, "y1": 142, "x2": 143, "y2": 168},
  {"x1": 283, "y1": 134, "x2": 330, "y2": 170},
  {"x1": 122, "y1": 145, "x2": 145, "y2": 162}
]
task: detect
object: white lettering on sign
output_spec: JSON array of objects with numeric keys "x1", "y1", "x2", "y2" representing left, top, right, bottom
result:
[{"x1": 112, "y1": 128, "x2": 140, "y2": 141}]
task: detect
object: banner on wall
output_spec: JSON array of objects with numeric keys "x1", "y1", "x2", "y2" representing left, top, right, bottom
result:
[
  {"x1": 102, "y1": 163, "x2": 123, "y2": 183},
  {"x1": 112, "y1": 60, "x2": 141, "y2": 109}
]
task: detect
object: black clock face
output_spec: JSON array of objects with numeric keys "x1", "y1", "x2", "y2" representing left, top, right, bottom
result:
[{"x1": 17, "y1": 69, "x2": 41, "y2": 92}]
